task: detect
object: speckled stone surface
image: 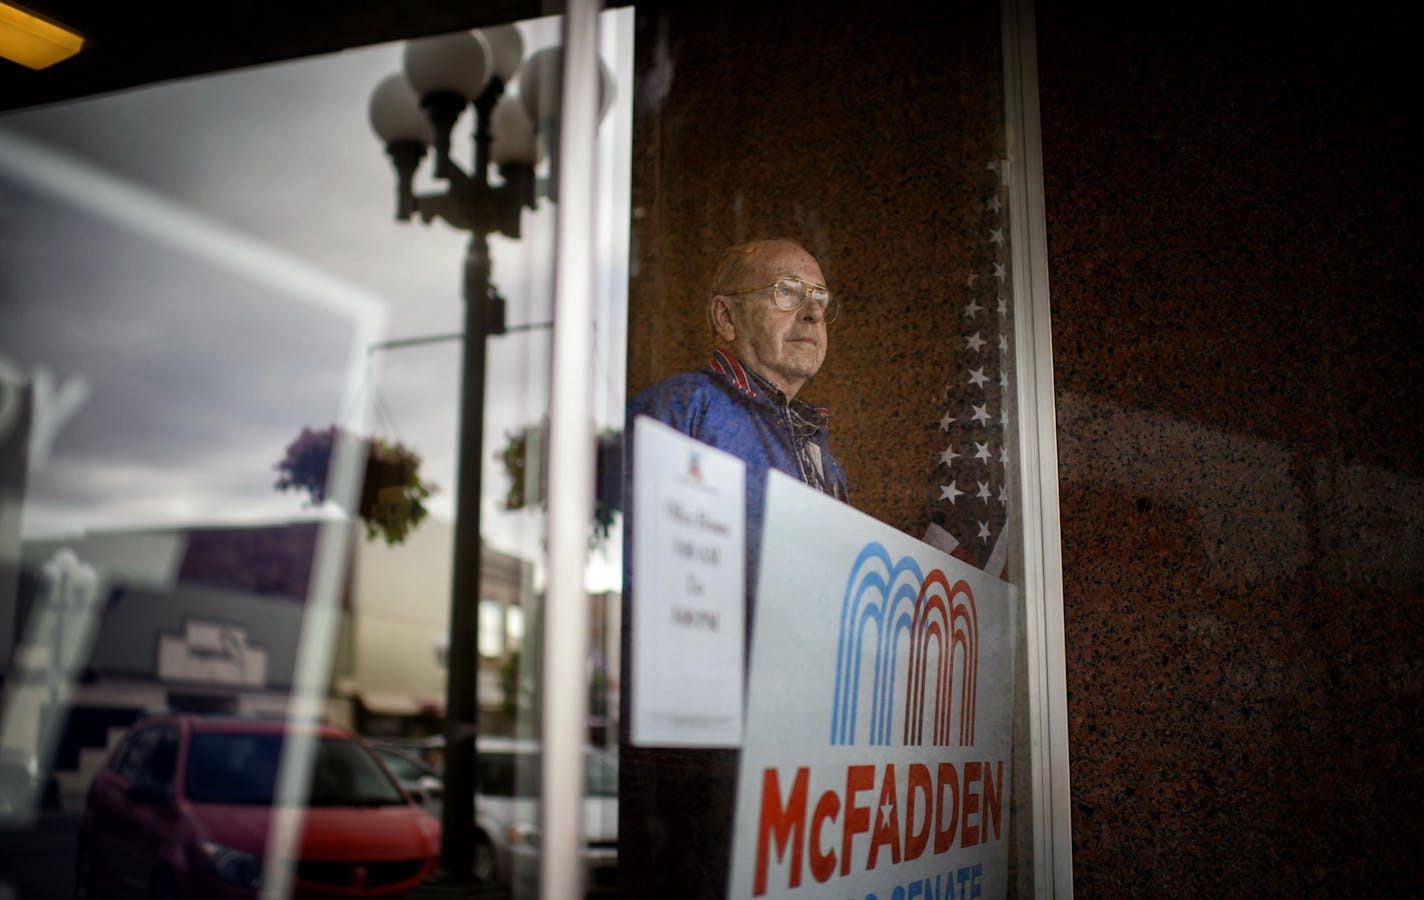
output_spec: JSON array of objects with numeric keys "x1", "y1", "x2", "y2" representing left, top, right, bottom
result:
[{"x1": 1037, "y1": 2, "x2": 1424, "y2": 895}]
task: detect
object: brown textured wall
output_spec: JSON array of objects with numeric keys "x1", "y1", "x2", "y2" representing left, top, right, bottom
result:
[
  {"x1": 627, "y1": 0, "x2": 1005, "y2": 538},
  {"x1": 1037, "y1": 2, "x2": 1424, "y2": 895}
]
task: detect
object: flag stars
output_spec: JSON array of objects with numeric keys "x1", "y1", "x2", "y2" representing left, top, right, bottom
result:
[
  {"x1": 974, "y1": 442, "x2": 991, "y2": 462},
  {"x1": 977, "y1": 481, "x2": 992, "y2": 504},
  {"x1": 999, "y1": 408, "x2": 1009, "y2": 427},
  {"x1": 968, "y1": 367, "x2": 990, "y2": 389},
  {"x1": 965, "y1": 332, "x2": 986, "y2": 352},
  {"x1": 978, "y1": 521, "x2": 991, "y2": 543},
  {"x1": 940, "y1": 482, "x2": 965, "y2": 504},
  {"x1": 971, "y1": 404, "x2": 992, "y2": 426},
  {"x1": 988, "y1": 227, "x2": 1005, "y2": 246},
  {"x1": 999, "y1": 334, "x2": 1009, "y2": 353},
  {"x1": 998, "y1": 485, "x2": 1009, "y2": 505},
  {"x1": 993, "y1": 262, "x2": 1006, "y2": 282},
  {"x1": 939, "y1": 411, "x2": 957, "y2": 431},
  {"x1": 997, "y1": 297, "x2": 1008, "y2": 317},
  {"x1": 999, "y1": 446, "x2": 1009, "y2": 465},
  {"x1": 986, "y1": 195, "x2": 1002, "y2": 213},
  {"x1": 964, "y1": 298, "x2": 984, "y2": 318},
  {"x1": 940, "y1": 445, "x2": 961, "y2": 466},
  {"x1": 999, "y1": 370, "x2": 1009, "y2": 390}
]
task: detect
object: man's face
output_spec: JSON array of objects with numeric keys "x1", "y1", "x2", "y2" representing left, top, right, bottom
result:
[{"x1": 719, "y1": 245, "x2": 829, "y2": 399}]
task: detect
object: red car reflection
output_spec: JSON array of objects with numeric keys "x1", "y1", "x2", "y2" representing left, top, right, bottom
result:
[{"x1": 76, "y1": 714, "x2": 441, "y2": 899}]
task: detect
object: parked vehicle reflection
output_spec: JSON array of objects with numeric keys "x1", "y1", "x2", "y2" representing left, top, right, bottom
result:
[
  {"x1": 78, "y1": 715, "x2": 440, "y2": 899},
  {"x1": 369, "y1": 744, "x2": 443, "y2": 815},
  {"x1": 368, "y1": 736, "x2": 618, "y2": 896}
]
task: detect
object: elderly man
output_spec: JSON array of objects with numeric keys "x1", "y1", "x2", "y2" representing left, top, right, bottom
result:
[
  {"x1": 621, "y1": 238, "x2": 848, "y2": 899},
  {"x1": 628, "y1": 238, "x2": 849, "y2": 613}
]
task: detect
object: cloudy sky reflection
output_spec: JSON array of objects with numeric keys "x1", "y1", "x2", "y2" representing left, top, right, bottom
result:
[{"x1": 0, "y1": 13, "x2": 632, "y2": 588}]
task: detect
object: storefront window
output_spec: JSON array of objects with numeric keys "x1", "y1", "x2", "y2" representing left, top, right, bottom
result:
[
  {"x1": 1, "y1": 1, "x2": 1066, "y2": 897},
  {"x1": 617, "y1": 0, "x2": 1067, "y2": 897},
  {"x1": 0, "y1": 5, "x2": 636, "y2": 898}
]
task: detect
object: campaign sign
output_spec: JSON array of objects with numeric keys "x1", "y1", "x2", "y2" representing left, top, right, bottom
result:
[{"x1": 728, "y1": 471, "x2": 1015, "y2": 900}]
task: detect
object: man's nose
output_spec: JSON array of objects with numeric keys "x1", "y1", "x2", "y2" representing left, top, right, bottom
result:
[{"x1": 801, "y1": 300, "x2": 826, "y2": 323}]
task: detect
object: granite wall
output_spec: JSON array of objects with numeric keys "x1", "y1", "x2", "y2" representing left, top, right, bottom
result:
[{"x1": 1036, "y1": 2, "x2": 1423, "y2": 895}]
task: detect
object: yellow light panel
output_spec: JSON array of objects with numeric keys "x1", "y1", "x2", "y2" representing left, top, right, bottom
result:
[{"x1": 0, "y1": 2, "x2": 85, "y2": 70}]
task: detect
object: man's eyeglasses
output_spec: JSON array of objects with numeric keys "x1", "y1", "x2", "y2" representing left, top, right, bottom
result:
[{"x1": 724, "y1": 275, "x2": 839, "y2": 323}]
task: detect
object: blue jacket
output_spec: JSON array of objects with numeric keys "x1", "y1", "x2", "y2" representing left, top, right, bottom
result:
[{"x1": 626, "y1": 350, "x2": 849, "y2": 637}]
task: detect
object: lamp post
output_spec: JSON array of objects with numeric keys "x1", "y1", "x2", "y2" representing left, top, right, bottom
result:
[{"x1": 367, "y1": 24, "x2": 612, "y2": 884}]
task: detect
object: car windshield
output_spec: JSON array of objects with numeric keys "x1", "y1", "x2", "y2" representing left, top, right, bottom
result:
[
  {"x1": 477, "y1": 749, "x2": 618, "y2": 798},
  {"x1": 185, "y1": 733, "x2": 407, "y2": 807},
  {"x1": 376, "y1": 749, "x2": 431, "y2": 783}
]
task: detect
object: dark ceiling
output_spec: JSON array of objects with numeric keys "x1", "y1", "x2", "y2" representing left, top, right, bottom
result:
[{"x1": 0, "y1": 1, "x2": 550, "y2": 113}]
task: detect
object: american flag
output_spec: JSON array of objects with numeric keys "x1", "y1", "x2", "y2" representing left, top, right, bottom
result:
[{"x1": 924, "y1": 159, "x2": 1012, "y2": 578}]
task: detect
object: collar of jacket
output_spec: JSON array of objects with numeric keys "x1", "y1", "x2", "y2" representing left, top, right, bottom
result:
[{"x1": 708, "y1": 349, "x2": 832, "y2": 431}]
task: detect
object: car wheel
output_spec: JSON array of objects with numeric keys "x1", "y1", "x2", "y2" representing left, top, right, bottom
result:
[{"x1": 472, "y1": 835, "x2": 496, "y2": 883}]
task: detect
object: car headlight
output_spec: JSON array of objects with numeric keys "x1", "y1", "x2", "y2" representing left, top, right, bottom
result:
[
  {"x1": 507, "y1": 823, "x2": 540, "y2": 849},
  {"x1": 199, "y1": 841, "x2": 263, "y2": 888}
]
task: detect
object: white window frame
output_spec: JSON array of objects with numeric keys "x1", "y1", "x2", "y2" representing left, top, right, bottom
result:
[{"x1": 1002, "y1": 0, "x2": 1074, "y2": 896}]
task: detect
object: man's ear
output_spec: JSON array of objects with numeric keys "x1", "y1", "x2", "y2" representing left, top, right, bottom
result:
[{"x1": 709, "y1": 296, "x2": 737, "y2": 342}]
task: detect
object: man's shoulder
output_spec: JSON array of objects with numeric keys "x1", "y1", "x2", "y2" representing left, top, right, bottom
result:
[
  {"x1": 629, "y1": 368, "x2": 741, "y2": 412},
  {"x1": 633, "y1": 368, "x2": 716, "y2": 396}
]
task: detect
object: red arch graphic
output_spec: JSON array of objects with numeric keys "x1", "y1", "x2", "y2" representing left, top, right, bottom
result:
[
  {"x1": 950, "y1": 580, "x2": 978, "y2": 745},
  {"x1": 903, "y1": 572, "x2": 979, "y2": 746}
]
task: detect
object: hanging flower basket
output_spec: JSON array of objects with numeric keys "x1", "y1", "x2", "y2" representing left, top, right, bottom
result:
[
  {"x1": 274, "y1": 425, "x2": 435, "y2": 546},
  {"x1": 498, "y1": 422, "x2": 623, "y2": 547}
]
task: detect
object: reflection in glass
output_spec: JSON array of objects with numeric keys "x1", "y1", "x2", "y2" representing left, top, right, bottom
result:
[
  {"x1": 187, "y1": 734, "x2": 405, "y2": 807},
  {"x1": 0, "y1": 5, "x2": 634, "y2": 896},
  {"x1": 617, "y1": 0, "x2": 1062, "y2": 896}
]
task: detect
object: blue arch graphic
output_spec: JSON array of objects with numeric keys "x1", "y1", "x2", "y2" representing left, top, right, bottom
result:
[{"x1": 830, "y1": 543, "x2": 924, "y2": 746}]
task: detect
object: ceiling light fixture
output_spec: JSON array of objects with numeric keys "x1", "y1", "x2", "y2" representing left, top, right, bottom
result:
[{"x1": 0, "y1": 1, "x2": 85, "y2": 70}]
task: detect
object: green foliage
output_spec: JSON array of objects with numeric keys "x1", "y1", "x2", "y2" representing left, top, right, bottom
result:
[
  {"x1": 274, "y1": 425, "x2": 436, "y2": 546},
  {"x1": 498, "y1": 423, "x2": 624, "y2": 549}
]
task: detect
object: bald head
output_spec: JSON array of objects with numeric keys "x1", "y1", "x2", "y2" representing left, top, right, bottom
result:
[{"x1": 710, "y1": 239, "x2": 822, "y2": 298}]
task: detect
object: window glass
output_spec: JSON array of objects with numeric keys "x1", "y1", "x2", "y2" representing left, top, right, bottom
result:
[
  {"x1": 375, "y1": 747, "x2": 427, "y2": 783},
  {"x1": 309, "y1": 737, "x2": 406, "y2": 807},
  {"x1": 478, "y1": 599, "x2": 505, "y2": 659},
  {"x1": 585, "y1": 748, "x2": 618, "y2": 798},
  {"x1": 144, "y1": 727, "x2": 178, "y2": 787},
  {"x1": 185, "y1": 733, "x2": 403, "y2": 807},
  {"x1": 115, "y1": 727, "x2": 158, "y2": 783},
  {"x1": 185, "y1": 733, "x2": 284, "y2": 806},
  {"x1": 618, "y1": 1, "x2": 1058, "y2": 897},
  {"x1": 474, "y1": 746, "x2": 619, "y2": 799},
  {"x1": 505, "y1": 604, "x2": 525, "y2": 648},
  {"x1": 106, "y1": 731, "x2": 138, "y2": 775},
  {"x1": 475, "y1": 748, "x2": 540, "y2": 798},
  {"x1": 0, "y1": 5, "x2": 636, "y2": 895}
]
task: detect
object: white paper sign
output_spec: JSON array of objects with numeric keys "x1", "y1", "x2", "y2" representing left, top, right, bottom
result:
[
  {"x1": 631, "y1": 414, "x2": 746, "y2": 747},
  {"x1": 729, "y1": 471, "x2": 1015, "y2": 899}
]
